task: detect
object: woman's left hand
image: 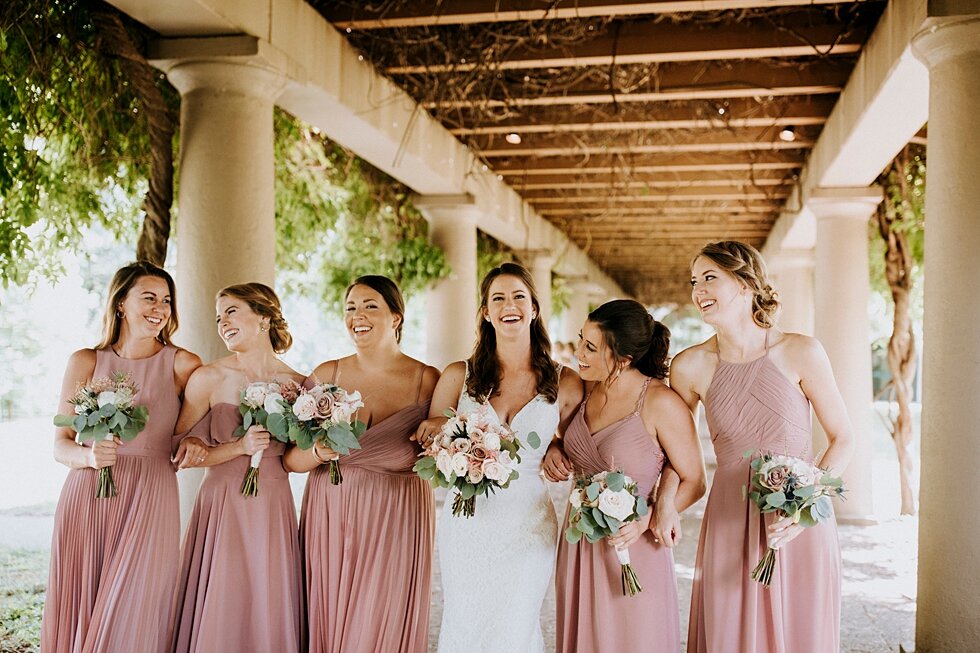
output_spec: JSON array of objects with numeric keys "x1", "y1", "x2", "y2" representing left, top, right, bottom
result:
[
  {"x1": 767, "y1": 514, "x2": 806, "y2": 549},
  {"x1": 607, "y1": 510, "x2": 652, "y2": 551},
  {"x1": 173, "y1": 437, "x2": 209, "y2": 469}
]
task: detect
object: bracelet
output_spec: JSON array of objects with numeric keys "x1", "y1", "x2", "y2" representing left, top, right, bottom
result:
[{"x1": 312, "y1": 446, "x2": 329, "y2": 464}]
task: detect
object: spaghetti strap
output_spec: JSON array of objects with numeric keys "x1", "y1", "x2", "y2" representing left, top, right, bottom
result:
[
  {"x1": 632, "y1": 377, "x2": 653, "y2": 416},
  {"x1": 332, "y1": 360, "x2": 341, "y2": 385},
  {"x1": 764, "y1": 328, "x2": 771, "y2": 353},
  {"x1": 413, "y1": 363, "x2": 425, "y2": 404}
]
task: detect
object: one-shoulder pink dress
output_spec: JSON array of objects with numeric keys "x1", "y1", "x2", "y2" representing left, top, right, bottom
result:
[
  {"x1": 687, "y1": 343, "x2": 841, "y2": 653},
  {"x1": 556, "y1": 377, "x2": 681, "y2": 652},
  {"x1": 300, "y1": 363, "x2": 434, "y2": 653},
  {"x1": 41, "y1": 345, "x2": 182, "y2": 653},
  {"x1": 171, "y1": 403, "x2": 303, "y2": 653}
]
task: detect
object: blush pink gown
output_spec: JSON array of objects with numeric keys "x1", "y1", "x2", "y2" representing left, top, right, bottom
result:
[
  {"x1": 556, "y1": 377, "x2": 681, "y2": 652},
  {"x1": 41, "y1": 345, "x2": 182, "y2": 653},
  {"x1": 300, "y1": 363, "x2": 433, "y2": 652},
  {"x1": 687, "y1": 345, "x2": 841, "y2": 653},
  {"x1": 171, "y1": 403, "x2": 303, "y2": 653}
]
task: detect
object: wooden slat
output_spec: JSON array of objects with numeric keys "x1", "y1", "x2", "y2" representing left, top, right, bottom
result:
[{"x1": 496, "y1": 159, "x2": 803, "y2": 176}]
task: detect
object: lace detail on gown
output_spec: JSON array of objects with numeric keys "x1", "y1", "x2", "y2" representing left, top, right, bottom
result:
[{"x1": 436, "y1": 373, "x2": 561, "y2": 653}]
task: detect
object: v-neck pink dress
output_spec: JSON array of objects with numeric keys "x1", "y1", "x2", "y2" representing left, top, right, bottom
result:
[
  {"x1": 687, "y1": 346, "x2": 841, "y2": 653},
  {"x1": 556, "y1": 377, "x2": 681, "y2": 652},
  {"x1": 300, "y1": 363, "x2": 433, "y2": 653}
]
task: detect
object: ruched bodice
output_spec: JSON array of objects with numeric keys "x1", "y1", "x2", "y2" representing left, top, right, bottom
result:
[
  {"x1": 340, "y1": 402, "x2": 430, "y2": 476},
  {"x1": 704, "y1": 355, "x2": 813, "y2": 467}
]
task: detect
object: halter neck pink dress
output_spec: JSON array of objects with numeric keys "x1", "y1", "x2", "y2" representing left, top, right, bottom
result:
[
  {"x1": 171, "y1": 403, "x2": 302, "y2": 653},
  {"x1": 41, "y1": 345, "x2": 182, "y2": 653},
  {"x1": 556, "y1": 377, "x2": 681, "y2": 652},
  {"x1": 687, "y1": 336, "x2": 841, "y2": 653},
  {"x1": 300, "y1": 362, "x2": 434, "y2": 652}
]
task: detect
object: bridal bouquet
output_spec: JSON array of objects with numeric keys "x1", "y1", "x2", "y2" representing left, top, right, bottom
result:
[
  {"x1": 233, "y1": 380, "x2": 302, "y2": 496},
  {"x1": 413, "y1": 407, "x2": 538, "y2": 518},
  {"x1": 285, "y1": 382, "x2": 366, "y2": 485},
  {"x1": 53, "y1": 372, "x2": 148, "y2": 498},
  {"x1": 743, "y1": 451, "x2": 845, "y2": 586},
  {"x1": 565, "y1": 470, "x2": 649, "y2": 596}
]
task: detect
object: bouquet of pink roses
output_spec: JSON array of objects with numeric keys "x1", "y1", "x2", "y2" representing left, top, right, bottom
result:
[
  {"x1": 54, "y1": 372, "x2": 148, "y2": 498},
  {"x1": 413, "y1": 407, "x2": 537, "y2": 518},
  {"x1": 285, "y1": 382, "x2": 366, "y2": 485},
  {"x1": 233, "y1": 380, "x2": 303, "y2": 496},
  {"x1": 743, "y1": 451, "x2": 845, "y2": 586},
  {"x1": 565, "y1": 470, "x2": 649, "y2": 596}
]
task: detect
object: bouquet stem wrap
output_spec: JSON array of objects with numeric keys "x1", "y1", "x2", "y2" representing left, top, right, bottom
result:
[
  {"x1": 241, "y1": 450, "x2": 263, "y2": 497},
  {"x1": 616, "y1": 547, "x2": 643, "y2": 596}
]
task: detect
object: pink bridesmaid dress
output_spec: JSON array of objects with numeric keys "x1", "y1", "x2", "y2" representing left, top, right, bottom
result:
[
  {"x1": 171, "y1": 403, "x2": 303, "y2": 653},
  {"x1": 556, "y1": 377, "x2": 681, "y2": 653},
  {"x1": 300, "y1": 363, "x2": 433, "y2": 653},
  {"x1": 41, "y1": 345, "x2": 182, "y2": 653},
  {"x1": 687, "y1": 339, "x2": 841, "y2": 653}
]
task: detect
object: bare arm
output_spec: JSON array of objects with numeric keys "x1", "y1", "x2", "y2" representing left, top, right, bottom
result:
[
  {"x1": 413, "y1": 361, "x2": 466, "y2": 446},
  {"x1": 53, "y1": 349, "x2": 109, "y2": 470},
  {"x1": 174, "y1": 348, "x2": 204, "y2": 398},
  {"x1": 284, "y1": 361, "x2": 340, "y2": 473},
  {"x1": 543, "y1": 367, "x2": 582, "y2": 481},
  {"x1": 795, "y1": 335, "x2": 854, "y2": 475}
]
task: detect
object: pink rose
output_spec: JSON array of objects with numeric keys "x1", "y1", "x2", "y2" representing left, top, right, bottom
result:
[
  {"x1": 469, "y1": 444, "x2": 489, "y2": 461},
  {"x1": 761, "y1": 466, "x2": 789, "y2": 492},
  {"x1": 280, "y1": 381, "x2": 301, "y2": 404},
  {"x1": 450, "y1": 438, "x2": 472, "y2": 454},
  {"x1": 315, "y1": 393, "x2": 335, "y2": 420},
  {"x1": 467, "y1": 462, "x2": 485, "y2": 484}
]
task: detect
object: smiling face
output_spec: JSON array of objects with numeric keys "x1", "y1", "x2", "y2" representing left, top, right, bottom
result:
[
  {"x1": 483, "y1": 274, "x2": 537, "y2": 335},
  {"x1": 345, "y1": 283, "x2": 400, "y2": 348},
  {"x1": 574, "y1": 320, "x2": 618, "y2": 382},
  {"x1": 215, "y1": 295, "x2": 267, "y2": 353},
  {"x1": 690, "y1": 255, "x2": 751, "y2": 325},
  {"x1": 117, "y1": 275, "x2": 172, "y2": 340}
]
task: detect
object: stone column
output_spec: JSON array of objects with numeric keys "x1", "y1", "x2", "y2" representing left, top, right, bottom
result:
[
  {"x1": 153, "y1": 42, "x2": 287, "y2": 527},
  {"x1": 770, "y1": 248, "x2": 815, "y2": 336},
  {"x1": 522, "y1": 250, "x2": 555, "y2": 327},
  {"x1": 913, "y1": 14, "x2": 980, "y2": 652},
  {"x1": 561, "y1": 277, "x2": 593, "y2": 344},
  {"x1": 417, "y1": 195, "x2": 480, "y2": 371},
  {"x1": 811, "y1": 187, "x2": 881, "y2": 522}
]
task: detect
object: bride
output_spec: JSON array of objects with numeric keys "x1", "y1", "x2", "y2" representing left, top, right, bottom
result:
[{"x1": 417, "y1": 262, "x2": 582, "y2": 652}]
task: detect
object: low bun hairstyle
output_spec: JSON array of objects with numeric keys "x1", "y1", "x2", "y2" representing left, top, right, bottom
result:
[
  {"x1": 217, "y1": 283, "x2": 293, "y2": 354},
  {"x1": 587, "y1": 299, "x2": 670, "y2": 380},
  {"x1": 694, "y1": 241, "x2": 780, "y2": 328}
]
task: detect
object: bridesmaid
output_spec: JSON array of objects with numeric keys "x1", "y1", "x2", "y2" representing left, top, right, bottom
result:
[
  {"x1": 171, "y1": 282, "x2": 304, "y2": 653},
  {"x1": 549, "y1": 299, "x2": 706, "y2": 652},
  {"x1": 660, "y1": 241, "x2": 853, "y2": 653},
  {"x1": 416, "y1": 261, "x2": 583, "y2": 653},
  {"x1": 283, "y1": 275, "x2": 439, "y2": 653},
  {"x1": 41, "y1": 261, "x2": 202, "y2": 653}
]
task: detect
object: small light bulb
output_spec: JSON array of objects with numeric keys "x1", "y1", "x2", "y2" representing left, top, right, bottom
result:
[
  {"x1": 505, "y1": 133, "x2": 522, "y2": 145},
  {"x1": 779, "y1": 126, "x2": 796, "y2": 142}
]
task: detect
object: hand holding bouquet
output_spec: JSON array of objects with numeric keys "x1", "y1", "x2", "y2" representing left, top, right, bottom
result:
[
  {"x1": 285, "y1": 382, "x2": 366, "y2": 485},
  {"x1": 413, "y1": 407, "x2": 536, "y2": 518},
  {"x1": 234, "y1": 380, "x2": 302, "y2": 496},
  {"x1": 565, "y1": 470, "x2": 649, "y2": 596},
  {"x1": 54, "y1": 372, "x2": 148, "y2": 498},
  {"x1": 743, "y1": 451, "x2": 845, "y2": 586}
]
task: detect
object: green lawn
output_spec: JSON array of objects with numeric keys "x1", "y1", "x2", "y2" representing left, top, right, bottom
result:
[{"x1": 0, "y1": 548, "x2": 47, "y2": 653}]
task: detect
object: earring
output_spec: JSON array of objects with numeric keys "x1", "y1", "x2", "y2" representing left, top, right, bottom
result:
[{"x1": 260, "y1": 322, "x2": 269, "y2": 332}]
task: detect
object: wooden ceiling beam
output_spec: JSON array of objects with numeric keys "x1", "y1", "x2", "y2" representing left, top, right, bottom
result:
[
  {"x1": 451, "y1": 97, "x2": 836, "y2": 135},
  {"x1": 495, "y1": 159, "x2": 803, "y2": 176},
  {"x1": 482, "y1": 140, "x2": 813, "y2": 157},
  {"x1": 517, "y1": 178, "x2": 792, "y2": 191},
  {"x1": 539, "y1": 205, "x2": 779, "y2": 215},
  {"x1": 527, "y1": 190, "x2": 789, "y2": 202},
  {"x1": 513, "y1": 169, "x2": 796, "y2": 186},
  {"x1": 425, "y1": 59, "x2": 851, "y2": 109},
  {"x1": 328, "y1": 0, "x2": 850, "y2": 30},
  {"x1": 383, "y1": 14, "x2": 867, "y2": 74}
]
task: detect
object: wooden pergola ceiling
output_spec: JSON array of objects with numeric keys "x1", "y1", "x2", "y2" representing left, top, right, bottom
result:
[{"x1": 315, "y1": 0, "x2": 887, "y2": 305}]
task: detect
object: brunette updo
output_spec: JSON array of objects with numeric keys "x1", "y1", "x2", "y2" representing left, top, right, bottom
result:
[
  {"x1": 217, "y1": 283, "x2": 293, "y2": 353},
  {"x1": 587, "y1": 299, "x2": 670, "y2": 380},
  {"x1": 694, "y1": 240, "x2": 780, "y2": 328}
]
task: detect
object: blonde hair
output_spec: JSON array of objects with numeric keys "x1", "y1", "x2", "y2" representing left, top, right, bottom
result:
[
  {"x1": 97, "y1": 261, "x2": 178, "y2": 350},
  {"x1": 217, "y1": 283, "x2": 293, "y2": 353},
  {"x1": 694, "y1": 241, "x2": 780, "y2": 328}
]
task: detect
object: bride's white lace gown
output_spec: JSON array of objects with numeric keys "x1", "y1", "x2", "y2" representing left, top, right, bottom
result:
[{"x1": 436, "y1": 382, "x2": 561, "y2": 653}]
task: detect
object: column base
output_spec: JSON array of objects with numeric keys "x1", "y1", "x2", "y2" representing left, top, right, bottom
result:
[{"x1": 836, "y1": 514, "x2": 879, "y2": 526}]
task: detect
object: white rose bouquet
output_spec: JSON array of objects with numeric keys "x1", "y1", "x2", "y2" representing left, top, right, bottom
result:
[
  {"x1": 743, "y1": 451, "x2": 845, "y2": 586},
  {"x1": 233, "y1": 380, "x2": 302, "y2": 496},
  {"x1": 565, "y1": 470, "x2": 649, "y2": 596},
  {"x1": 53, "y1": 371, "x2": 148, "y2": 498},
  {"x1": 284, "y1": 382, "x2": 366, "y2": 485},
  {"x1": 413, "y1": 407, "x2": 538, "y2": 518}
]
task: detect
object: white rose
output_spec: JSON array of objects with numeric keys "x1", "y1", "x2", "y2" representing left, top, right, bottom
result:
[
  {"x1": 482, "y1": 431, "x2": 501, "y2": 451},
  {"x1": 450, "y1": 438, "x2": 472, "y2": 454},
  {"x1": 451, "y1": 452, "x2": 469, "y2": 477},
  {"x1": 114, "y1": 387, "x2": 134, "y2": 409},
  {"x1": 243, "y1": 383, "x2": 268, "y2": 408},
  {"x1": 434, "y1": 432, "x2": 452, "y2": 451},
  {"x1": 331, "y1": 404, "x2": 354, "y2": 424},
  {"x1": 263, "y1": 393, "x2": 285, "y2": 414},
  {"x1": 597, "y1": 488, "x2": 636, "y2": 522},
  {"x1": 569, "y1": 490, "x2": 583, "y2": 509},
  {"x1": 436, "y1": 450, "x2": 455, "y2": 481},
  {"x1": 482, "y1": 459, "x2": 507, "y2": 483},
  {"x1": 292, "y1": 393, "x2": 317, "y2": 421},
  {"x1": 497, "y1": 450, "x2": 513, "y2": 466},
  {"x1": 97, "y1": 391, "x2": 118, "y2": 408},
  {"x1": 467, "y1": 464, "x2": 485, "y2": 484}
]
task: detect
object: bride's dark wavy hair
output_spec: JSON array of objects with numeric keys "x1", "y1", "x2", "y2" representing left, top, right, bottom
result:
[{"x1": 465, "y1": 262, "x2": 559, "y2": 404}]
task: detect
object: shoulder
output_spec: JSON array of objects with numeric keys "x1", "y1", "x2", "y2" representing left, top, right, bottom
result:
[
  {"x1": 442, "y1": 360, "x2": 468, "y2": 379},
  {"x1": 309, "y1": 359, "x2": 340, "y2": 385},
  {"x1": 174, "y1": 348, "x2": 203, "y2": 375},
  {"x1": 421, "y1": 364, "x2": 441, "y2": 387},
  {"x1": 776, "y1": 332, "x2": 828, "y2": 367},
  {"x1": 670, "y1": 339, "x2": 717, "y2": 378},
  {"x1": 644, "y1": 379, "x2": 690, "y2": 414},
  {"x1": 558, "y1": 366, "x2": 584, "y2": 402},
  {"x1": 186, "y1": 360, "x2": 225, "y2": 386},
  {"x1": 67, "y1": 348, "x2": 98, "y2": 371}
]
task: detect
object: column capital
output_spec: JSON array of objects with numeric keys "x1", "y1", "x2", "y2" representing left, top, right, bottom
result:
[
  {"x1": 150, "y1": 35, "x2": 296, "y2": 100},
  {"x1": 913, "y1": 14, "x2": 980, "y2": 69},
  {"x1": 519, "y1": 249, "x2": 556, "y2": 268},
  {"x1": 770, "y1": 247, "x2": 815, "y2": 271},
  {"x1": 414, "y1": 194, "x2": 481, "y2": 224},
  {"x1": 808, "y1": 186, "x2": 882, "y2": 221}
]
